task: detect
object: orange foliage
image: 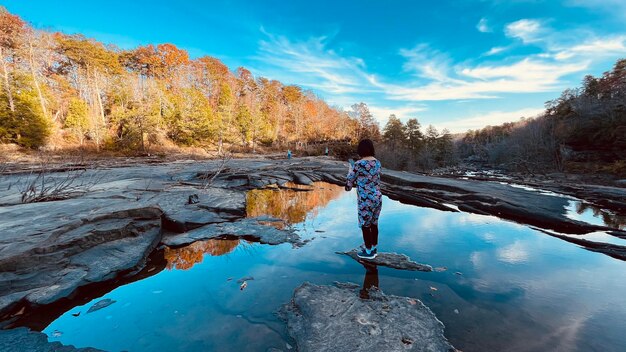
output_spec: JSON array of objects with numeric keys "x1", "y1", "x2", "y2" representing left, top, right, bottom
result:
[
  {"x1": 246, "y1": 182, "x2": 344, "y2": 225},
  {"x1": 0, "y1": 8, "x2": 24, "y2": 49},
  {"x1": 164, "y1": 238, "x2": 240, "y2": 270}
]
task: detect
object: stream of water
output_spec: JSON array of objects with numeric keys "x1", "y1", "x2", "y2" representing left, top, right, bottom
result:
[{"x1": 42, "y1": 182, "x2": 626, "y2": 352}]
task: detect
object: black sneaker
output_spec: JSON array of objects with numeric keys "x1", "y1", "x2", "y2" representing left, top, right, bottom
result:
[{"x1": 357, "y1": 248, "x2": 377, "y2": 260}]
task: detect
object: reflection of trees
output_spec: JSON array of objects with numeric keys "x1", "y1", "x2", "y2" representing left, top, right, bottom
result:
[
  {"x1": 164, "y1": 239, "x2": 240, "y2": 270},
  {"x1": 246, "y1": 182, "x2": 344, "y2": 225},
  {"x1": 575, "y1": 202, "x2": 626, "y2": 230}
]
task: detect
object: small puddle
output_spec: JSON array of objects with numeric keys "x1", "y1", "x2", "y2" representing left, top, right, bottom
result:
[
  {"x1": 565, "y1": 200, "x2": 626, "y2": 230},
  {"x1": 39, "y1": 182, "x2": 626, "y2": 352}
]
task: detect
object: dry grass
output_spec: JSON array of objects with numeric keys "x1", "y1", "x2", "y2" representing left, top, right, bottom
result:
[{"x1": 14, "y1": 154, "x2": 103, "y2": 203}]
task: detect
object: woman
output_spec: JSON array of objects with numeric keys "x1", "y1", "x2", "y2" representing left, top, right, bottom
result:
[{"x1": 345, "y1": 139, "x2": 382, "y2": 259}]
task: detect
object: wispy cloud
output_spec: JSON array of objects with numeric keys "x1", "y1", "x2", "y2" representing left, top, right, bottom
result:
[
  {"x1": 460, "y1": 58, "x2": 588, "y2": 84},
  {"x1": 435, "y1": 107, "x2": 545, "y2": 133},
  {"x1": 484, "y1": 46, "x2": 507, "y2": 56},
  {"x1": 505, "y1": 19, "x2": 543, "y2": 43},
  {"x1": 552, "y1": 35, "x2": 626, "y2": 60},
  {"x1": 399, "y1": 44, "x2": 454, "y2": 82},
  {"x1": 368, "y1": 105, "x2": 427, "y2": 122},
  {"x1": 477, "y1": 18, "x2": 492, "y2": 33},
  {"x1": 255, "y1": 28, "x2": 376, "y2": 95}
]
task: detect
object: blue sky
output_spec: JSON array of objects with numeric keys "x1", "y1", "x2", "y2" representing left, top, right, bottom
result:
[{"x1": 5, "y1": 0, "x2": 626, "y2": 132}]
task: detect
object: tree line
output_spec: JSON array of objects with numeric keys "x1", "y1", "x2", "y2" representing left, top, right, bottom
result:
[
  {"x1": 0, "y1": 7, "x2": 363, "y2": 153},
  {"x1": 457, "y1": 58, "x2": 626, "y2": 176},
  {"x1": 379, "y1": 114, "x2": 456, "y2": 171}
]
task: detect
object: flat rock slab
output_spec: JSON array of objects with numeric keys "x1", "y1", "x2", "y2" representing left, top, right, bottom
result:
[
  {"x1": 86, "y1": 298, "x2": 116, "y2": 314},
  {"x1": 161, "y1": 218, "x2": 303, "y2": 247},
  {"x1": 0, "y1": 327, "x2": 103, "y2": 351},
  {"x1": 151, "y1": 187, "x2": 245, "y2": 232},
  {"x1": 337, "y1": 250, "x2": 433, "y2": 272},
  {"x1": 282, "y1": 282, "x2": 454, "y2": 352}
]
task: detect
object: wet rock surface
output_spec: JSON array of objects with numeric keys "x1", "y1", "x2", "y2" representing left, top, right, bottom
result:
[
  {"x1": 0, "y1": 327, "x2": 103, "y2": 351},
  {"x1": 281, "y1": 282, "x2": 455, "y2": 352},
  {"x1": 0, "y1": 198, "x2": 162, "y2": 314},
  {"x1": 337, "y1": 250, "x2": 433, "y2": 272},
  {"x1": 162, "y1": 218, "x2": 303, "y2": 247}
]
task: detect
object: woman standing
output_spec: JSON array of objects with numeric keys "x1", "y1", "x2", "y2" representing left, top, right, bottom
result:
[{"x1": 345, "y1": 139, "x2": 382, "y2": 259}]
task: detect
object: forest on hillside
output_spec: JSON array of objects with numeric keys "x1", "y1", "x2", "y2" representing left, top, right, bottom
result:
[
  {"x1": 0, "y1": 7, "x2": 384, "y2": 154},
  {"x1": 371, "y1": 58, "x2": 625, "y2": 176},
  {"x1": 455, "y1": 58, "x2": 626, "y2": 176}
]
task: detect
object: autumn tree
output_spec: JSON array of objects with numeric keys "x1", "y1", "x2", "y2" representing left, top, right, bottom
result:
[
  {"x1": 0, "y1": 7, "x2": 25, "y2": 112},
  {"x1": 0, "y1": 73, "x2": 49, "y2": 148},
  {"x1": 64, "y1": 97, "x2": 89, "y2": 145},
  {"x1": 282, "y1": 85, "x2": 303, "y2": 145},
  {"x1": 216, "y1": 81, "x2": 234, "y2": 152},
  {"x1": 55, "y1": 33, "x2": 122, "y2": 149},
  {"x1": 351, "y1": 102, "x2": 380, "y2": 141},
  {"x1": 257, "y1": 77, "x2": 282, "y2": 143}
]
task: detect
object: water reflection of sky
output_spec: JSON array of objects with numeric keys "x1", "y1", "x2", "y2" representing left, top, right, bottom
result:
[
  {"x1": 44, "y1": 184, "x2": 626, "y2": 352},
  {"x1": 565, "y1": 200, "x2": 626, "y2": 230}
]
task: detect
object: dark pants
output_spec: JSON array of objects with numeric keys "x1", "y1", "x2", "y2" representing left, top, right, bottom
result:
[{"x1": 361, "y1": 224, "x2": 379, "y2": 249}]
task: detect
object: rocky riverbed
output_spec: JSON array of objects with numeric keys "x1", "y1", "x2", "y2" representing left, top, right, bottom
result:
[{"x1": 1, "y1": 156, "x2": 625, "y2": 350}]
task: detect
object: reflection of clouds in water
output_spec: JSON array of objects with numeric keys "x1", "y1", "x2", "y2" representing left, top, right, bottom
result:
[
  {"x1": 263, "y1": 240, "x2": 347, "y2": 268},
  {"x1": 419, "y1": 211, "x2": 453, "y2": 231},
  {"x1": 523, "y1": 313, "x2": 589, "y2": 352},
  {"x1": 314, "y1": 202, "x2": 355, "y2": 230},
  {"x1": 496, "y1": 240, "x2": 529, "y2": 264},
  {"x1": 456, "y1": 212, "x2": 493, "y2": 226},
  {"x1": 470, "y1": 251, "x2": 485, "y2": 269},
  {"x1": 481, "y1": 232, "x2": 496, "y2": 243}
]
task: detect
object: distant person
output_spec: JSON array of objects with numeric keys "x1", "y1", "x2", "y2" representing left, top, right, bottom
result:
[
  {"x1": 324, "y1": 146, "x2": 329, "y2": 156},
  {"x1": 287, "y1": 149, "x2": 292, "y2": 159},
  {"x1": 345, "y1": 138, "x2": 382, "y2": 259}
]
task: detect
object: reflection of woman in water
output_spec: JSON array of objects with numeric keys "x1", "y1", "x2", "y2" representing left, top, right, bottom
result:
[
  {"x1": 359, "y1": 262, "x2": 379, "y2": 299},
  {"x1": 345, "y1": 139, "x2": 382, "y2": 259}
]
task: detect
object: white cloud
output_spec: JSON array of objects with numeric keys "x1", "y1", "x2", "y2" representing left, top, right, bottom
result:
[
  {"x1": 460, "y1": 58, "x2": 588, "y2": 82},
  {"x1": 477, "y1": 18, "x2": 491, "y2": 33},
  {"x1": 505, "y1": 19, "x2": 543, "y2": 43},
  {"x1": 553, "y1": 36, "x2": 626, "y2": 60},
  {"x1": 435, "y1": 107, "x2": 545, "y2": 133},
  {"x1": 484, "y1": 46, "x2": 507, "y2": 56},
  {"x1": 368, "y1": 105, "x2": 427, "y2": 123},
  {"x1": 399, "y1": 44, "x2": 454, "y2": 82}
]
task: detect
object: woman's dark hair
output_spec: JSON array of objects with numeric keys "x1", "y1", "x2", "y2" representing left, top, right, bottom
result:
[{"x1": 357, "y1": 138, "x2": 375, "y2": 157}]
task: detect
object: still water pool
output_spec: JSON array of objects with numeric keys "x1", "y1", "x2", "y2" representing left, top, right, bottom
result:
[{"x1": 43, "y1": 183, "x2": 626, "y2": 352}]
